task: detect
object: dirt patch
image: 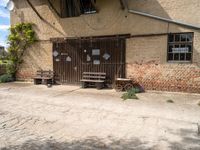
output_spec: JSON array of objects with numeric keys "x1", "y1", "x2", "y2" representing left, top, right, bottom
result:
[{"x1": 0, "y1": 82, "x2": 200, "y2": 149}]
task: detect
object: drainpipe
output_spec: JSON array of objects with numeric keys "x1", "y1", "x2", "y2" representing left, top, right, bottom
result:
[
  {"x1": 123, "y1": 0, "x2": 200, "y2": 30},
  {"x1": 128, "y1": 9, "x2": 200, "y2": 30}
]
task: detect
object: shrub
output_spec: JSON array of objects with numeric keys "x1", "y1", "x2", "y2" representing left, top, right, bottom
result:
[
  {"x1": 130, "y1": 86, "x2": 142, "y2": 93},
  {"x1": 5, "y1": 61, "x2": 16, "y2": 76},
  {"x1": 121, "y1": 88, "x2": 139, "y2": 101},
  {"x1": 0, "y1": 64, "x2": 6, "y2": 75},
  {"x1": 7, "y1": 23, "x2": 37, "y2": 78},
  {"x1": 0, "y1": 74, "x2": 14, "y2": 83}
]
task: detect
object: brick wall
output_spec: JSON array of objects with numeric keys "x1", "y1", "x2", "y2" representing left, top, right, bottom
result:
[
  {"x1": 126, "y1": 35, "x2": 200, "y2": 93},
  {"x1": 126, "y1": 35, "x2": 167, "y2": 64},
  {"x1": 127, "y1": 64, "x2": 200, "y2": 93},
  {"x1": 16, "y1": 41, "x2": 53, "y2": 81},
  {"x1": 12, "y1": 0, "x2": 200, "y2": 93}
]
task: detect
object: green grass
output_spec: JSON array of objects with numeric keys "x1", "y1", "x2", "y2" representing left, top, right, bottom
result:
[
  {"x1": 166, "y1": 99, "x2": 174, "y2": 103},
  {"x1": 121, "y1": 93, "x2": 138, "y2": 101},
  {"x1": 121, "y1": 88, "x2": 139, "y2": 101}
]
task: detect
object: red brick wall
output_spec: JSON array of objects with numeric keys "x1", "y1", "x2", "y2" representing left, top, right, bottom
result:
[
  {"x1": 127, "y1": 63, "x2": 200, "y2": 93},
  {"x1": 16, "y1": 70, "x2": 35, "y2": 81}
]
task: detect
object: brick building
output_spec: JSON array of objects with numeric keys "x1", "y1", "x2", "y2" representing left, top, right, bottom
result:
[{"x1": 11, "y1": 0, "x2": 200, "y2": 93}]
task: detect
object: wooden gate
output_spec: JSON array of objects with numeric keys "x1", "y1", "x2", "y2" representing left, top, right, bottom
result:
[{"x1": 53, "y1": 35, "x2": 127, "y2": 85}]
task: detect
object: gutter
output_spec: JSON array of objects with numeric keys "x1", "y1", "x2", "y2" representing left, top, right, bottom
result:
[
  {"x1": 122, "y1": 0, "x2": 200, "y2": 30},
  {"x1": 128, "y1": 10, "x2": 200, "y2": 30}
]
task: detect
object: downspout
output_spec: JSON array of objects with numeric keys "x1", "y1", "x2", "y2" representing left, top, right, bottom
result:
[
  {"x1": 123, "y1": 0, "x2": 200, "y2": 30},
  {"x1": 128, "y1": 10, "x2": 200, "y2": 30}
]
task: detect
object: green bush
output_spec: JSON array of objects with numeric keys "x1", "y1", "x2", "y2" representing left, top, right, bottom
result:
[
  {"x1": 7, "y1": 23, "x2": 37, "y2": 78},
  {"x1": 0, "y1": 74, "x2": 14, "y2": 83},
  {"x1": 130, "y1": 86, "x2": 141, "y2": 93},
  {"x1": 121, "y1": 88, "x2": 139, "y2": 101},
  {"x1": 5, "y1": 61, "x2": 16, "y2": 76}
]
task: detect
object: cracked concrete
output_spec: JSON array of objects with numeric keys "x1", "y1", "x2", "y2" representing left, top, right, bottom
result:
[{"x1": 0, "y1": 82, "x2": 200, "y2": 150}]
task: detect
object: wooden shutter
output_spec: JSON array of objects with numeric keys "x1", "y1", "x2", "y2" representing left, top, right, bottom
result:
[{"x1": 61, "y1": 0, "x2": 81, "y2": 17}]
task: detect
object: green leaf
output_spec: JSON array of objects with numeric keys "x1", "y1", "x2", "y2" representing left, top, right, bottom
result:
[{"x1": 6, "y1": 22, "x2": 37, "y2": 77}]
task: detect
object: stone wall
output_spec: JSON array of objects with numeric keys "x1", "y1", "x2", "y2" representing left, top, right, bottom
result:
[
  {"x1": 126, "y1": 34, "x2": 200, "y2": 93},
  {"x1": 16, "y1": 41, "x2": 53, "y2": 81}
]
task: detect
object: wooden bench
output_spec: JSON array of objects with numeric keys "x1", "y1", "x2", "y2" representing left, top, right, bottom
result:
[
  {"x1": 33, "y1": 70, "x2": 55, "y2": 85},
  {"x1": 80, "y1": 72, "x2": 106, "y2": 89}
]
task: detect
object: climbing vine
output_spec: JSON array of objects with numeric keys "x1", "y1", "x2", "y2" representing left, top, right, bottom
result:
[{"x1": 6, "y1": 23, "x2": 37, "y2": 78}]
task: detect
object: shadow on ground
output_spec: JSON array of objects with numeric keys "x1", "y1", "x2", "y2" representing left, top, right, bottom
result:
[
  {"x1": 1, "y1": 132, "x2": 200, "y2": 150},
  {"x1": 168, "y1": 128, "x2": 200, "y2": 150},
  {"x1": 1, "y1": 137, "x2": 149, "y2": 150}
]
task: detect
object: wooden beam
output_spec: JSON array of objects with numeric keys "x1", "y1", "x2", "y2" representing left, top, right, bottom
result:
[
  {"x1": 47, "y1": 0, "x2": 62, "y2": 18},
  {"x1": 50, "y1": 34, "x2": 131, "y2": 42},
  {"x1": 74, "y1": 0, "x2": 81, "y2": 15}
]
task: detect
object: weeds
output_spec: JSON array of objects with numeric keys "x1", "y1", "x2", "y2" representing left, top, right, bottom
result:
[
  {"x1": 167, "y1": 99, "x2": 174, "y2": 103},
  {"x1": 121, "y1": 88, "x2": 139, "y2": 101}
]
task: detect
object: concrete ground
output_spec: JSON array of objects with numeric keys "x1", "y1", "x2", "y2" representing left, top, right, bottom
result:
[{"x1": 0, "y1": 82, "x2": 200, "y2": 150}]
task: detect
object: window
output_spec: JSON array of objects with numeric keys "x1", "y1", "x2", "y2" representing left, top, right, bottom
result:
[
  {"x1": 80, "y1": 0, "x2": 96, "y2": 14},
  {"x1": 60, "y1": 0, "x2": 96, "y2": 18},
  {"x1": 167, "y1": 33, "x2": 193, "y2": 62},
  {"x1": 61, "y1": 0, "x2": 80, "y2": 17}
]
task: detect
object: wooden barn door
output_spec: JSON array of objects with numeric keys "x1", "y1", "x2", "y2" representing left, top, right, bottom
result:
[
  {"x1": 53, "y1": 36, "x2": 126, "y2": 85},
  {"x1": 80, "y1": 38, "x2": 126, "y2": 84},
  {"x1": 53, "y1": 40, "x2": 80, "y2": 84}
]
